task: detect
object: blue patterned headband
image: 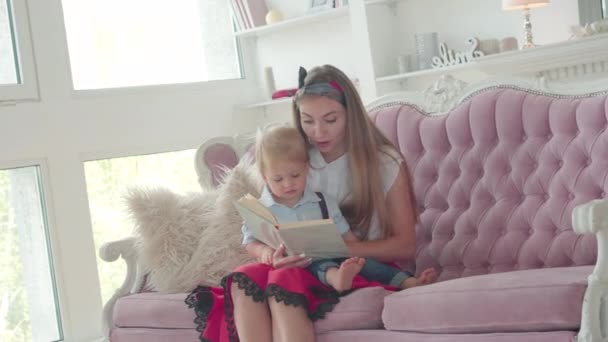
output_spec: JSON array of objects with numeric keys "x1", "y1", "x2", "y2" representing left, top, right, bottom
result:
[{"x1": 295, "y1": 67, "x2": 346, "y2": 106}]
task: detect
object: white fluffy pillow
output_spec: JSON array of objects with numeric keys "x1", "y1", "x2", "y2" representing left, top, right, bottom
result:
[{"x1": 126, "y1": 157, "x2": 263, "y2": 293}]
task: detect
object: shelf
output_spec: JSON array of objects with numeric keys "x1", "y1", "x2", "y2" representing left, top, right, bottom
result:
[
  {"x1": 234, "y1": 7, "x2": 350, "y2": 39},
  {"x1": 365, "y1": 0, "x2": 404, "y2": 6},
  {"x1": 238, "y1": 97, "x2": 293, "y2": 109},
  {"x1": 376, "y1": 63, "x2": 474, "y2": 83},
  {"x1": 376, "y1": 34, "x2": 608, "y2": 84}
]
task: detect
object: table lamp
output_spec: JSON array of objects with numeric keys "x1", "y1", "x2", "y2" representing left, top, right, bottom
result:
[{"x1": 503, "y1": 0, "x2": 550, "y2": 49}]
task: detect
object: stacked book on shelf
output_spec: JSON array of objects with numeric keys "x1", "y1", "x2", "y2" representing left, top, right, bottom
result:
[{"x1": 229, "y1": 0, "x2": 268, "y2": 31}]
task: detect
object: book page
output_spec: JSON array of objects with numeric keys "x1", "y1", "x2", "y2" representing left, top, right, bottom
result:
[
  {"x1": 278, "y1": 222, "x2": 350, "y2": 258},
  {"x1": 237, "y1": 194, "x2": 278, "y2": 226},
  {"x1": 280, "y1": 218, "x2": 333, "y2": 229},
  {"x1": 234, "y1": 201, "x2": 283, "y2": 249}
]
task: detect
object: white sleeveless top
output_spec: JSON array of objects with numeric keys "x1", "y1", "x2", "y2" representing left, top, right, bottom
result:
[{"x1": 306, "y1": 146, "x2": 403, "y2": 240}]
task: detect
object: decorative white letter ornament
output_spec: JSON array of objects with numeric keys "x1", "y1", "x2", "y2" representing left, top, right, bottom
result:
[{"x1": 431, "y1": 38, "x2": 485, "y2": 69}]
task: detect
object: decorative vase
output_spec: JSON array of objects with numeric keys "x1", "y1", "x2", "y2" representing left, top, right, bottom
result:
[
  {"x1": 263, "y1": 66, "x2": 276, "y2": 98},
  {"x1": 415, "y1": 32, "x2": 439, "y2": 70},
  {"x1": 479, "y1": 39, "x2": 500, "y2": 55},
  {"x1": 500, "y1": 37, "x2": 518, "y2": 52},
  {"x1": 397, "y1": 54, "x2": 412, "y2": 74},
  {"x1": 265, "y1": 9, "x2": 284, "y2": 25}
]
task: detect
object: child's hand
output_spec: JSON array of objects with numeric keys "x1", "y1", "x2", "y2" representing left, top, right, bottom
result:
[
  {"x1": 271, "y1": 244, "x2": 312, "y2": 269},
  {"x1": 260, "y1": 246, "x2": 275, "y2": 265}
]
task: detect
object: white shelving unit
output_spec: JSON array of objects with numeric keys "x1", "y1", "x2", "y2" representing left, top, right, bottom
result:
[
  {"x1": 234, "y1": 6, "x2": 350, "y2": 39},
  {"x1": 232, "y1": 0, "x2": 602, "y2": 116},
  {"x1": 376, "y1": 34, "x2": 608, "y2": 85},
  {"x1": 365, "y1": 0, "x2": 400, "y2": 5},
  {"x1": 232, "y1": 0, "x2": 415, "y2": 111},
  {"x1": 376, "y1": 63, "x2": 474, "y2": 84},
  {"x1": 232, "y1": 0, "x2": 401, "y2": 41},
  {"x1": 237, "y1": 97, "x2": 292, "y2": 109}
]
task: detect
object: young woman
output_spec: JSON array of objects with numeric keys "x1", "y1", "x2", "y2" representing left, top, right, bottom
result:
[{"x1": 186, "y1": 65, "x2": 433, "y2": 342}]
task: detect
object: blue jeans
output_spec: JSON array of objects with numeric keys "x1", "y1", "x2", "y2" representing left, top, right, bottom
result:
[{"x1": 308, "y1": 258, "x2": 413, "y2": 288}]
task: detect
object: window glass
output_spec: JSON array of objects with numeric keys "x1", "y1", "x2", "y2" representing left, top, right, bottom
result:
[
  {"x1": 0, "y1": 0, "x2": 19, "y2": 85},
  {"x1": 0, "y1": 166, "x2": 62, "y2": 342},
  {"x1": 61, "y1": 0, "x2": 241, "y2": 90},
  {"x1": 84, "y1": 150, "x2": 199, "y2": 304}
]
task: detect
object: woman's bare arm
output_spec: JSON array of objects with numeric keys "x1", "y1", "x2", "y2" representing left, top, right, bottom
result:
[{"x1": 346, "y1": 164, "x2": 417, "y2": 262}]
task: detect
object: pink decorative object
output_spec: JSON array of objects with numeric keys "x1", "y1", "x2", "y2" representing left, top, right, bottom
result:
[
  {"x1": 271, "y1": 88, "x2": 297, "y2": 99},
  {"x1": 500, "y1": 37, "x2": 519, "y2": 52}
]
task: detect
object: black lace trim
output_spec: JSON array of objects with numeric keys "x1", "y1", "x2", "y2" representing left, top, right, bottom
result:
[
  {"x1": 267, "y1": 284, "x2": 342, "y2": 321},
  {"x1": 185, "y1": 286, "x2": 214, "y2": 342},
  {"x1": 187, "y1": 272, "x2": 343, "y2": 342},
  {"x1": 224, "y1": 272, "x2": 266, "y2": 302}
]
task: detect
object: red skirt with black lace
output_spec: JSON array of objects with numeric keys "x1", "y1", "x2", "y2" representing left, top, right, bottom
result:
[{"x1": 185, "y1": 262, "x2": 395, "y2": 342}]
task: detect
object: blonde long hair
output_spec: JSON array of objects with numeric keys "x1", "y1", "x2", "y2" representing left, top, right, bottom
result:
[{"x1": 293, "y1": 65, "x2": 415, "y2": 239}]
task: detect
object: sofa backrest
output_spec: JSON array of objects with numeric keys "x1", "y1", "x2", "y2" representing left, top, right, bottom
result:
[
  {"x1": 195, "y1": 136, "x2": 253, "y2": 189},
  {"x1": 369, "y1": 86, "x2": 607, "y2": 281}
]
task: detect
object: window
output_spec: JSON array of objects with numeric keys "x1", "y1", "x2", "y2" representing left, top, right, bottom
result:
[
  {"x1": 61, "y1": 0, "x2": 241, "y2": 90},
  {"x1": 84, "y1": 150, "x2": 200, "y2": 305},
  {"x1": 0, "y1": 0, "x2": 17, "y2": 85},
  {"x1": 0, "y1": 165, "x2": 62, "y2": 342},
  {"x1": 0, "y1": 0, "x2": 39, "y2": 102}
]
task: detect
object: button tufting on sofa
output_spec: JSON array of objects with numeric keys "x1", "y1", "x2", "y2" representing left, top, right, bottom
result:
[{"x1": 102, "y1": 83, "x2": 608, "y2": 342}]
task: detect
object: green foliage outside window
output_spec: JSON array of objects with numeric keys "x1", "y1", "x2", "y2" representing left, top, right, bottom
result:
[
  {"x1": 0, "y1": 172, "x2": 32, "y2": 342},
  {"x1": 84, "y1": 150, "x2": 199, "y2": 305}
]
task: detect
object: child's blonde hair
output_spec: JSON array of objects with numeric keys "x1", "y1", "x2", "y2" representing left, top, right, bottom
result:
[{"x1": 255, "y1": 124, "x2": 309, "y2": 176}]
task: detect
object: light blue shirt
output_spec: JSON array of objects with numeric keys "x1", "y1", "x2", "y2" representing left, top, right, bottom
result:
[{"x1": 241, "y1": 185, "x2": 351, "y2": 244}]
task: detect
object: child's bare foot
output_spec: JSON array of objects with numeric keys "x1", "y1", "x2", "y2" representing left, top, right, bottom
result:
[
  {"x1": 332, "y1": 257, "x2": 365, "y2": 292},
  {"x1": 401, "y1": 268, "x2": 438, "y2": 289}
]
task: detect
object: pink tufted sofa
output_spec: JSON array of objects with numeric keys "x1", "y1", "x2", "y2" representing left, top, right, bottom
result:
[{"x1": 101, "y1": 80, "x2": 608, "y2": 342}]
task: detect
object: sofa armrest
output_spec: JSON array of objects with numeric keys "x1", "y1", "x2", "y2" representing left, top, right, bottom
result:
[
  {"x1": 99, "y1": 237, "x2": 146, "y2": 338},
  {"x1": 572, "y1": 199, "x2": 608, "y2": 342}
]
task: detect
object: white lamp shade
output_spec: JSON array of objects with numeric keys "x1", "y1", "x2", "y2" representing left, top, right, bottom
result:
[{"x1": 503, "y1": 0, "x2": 549, "y2": 10}]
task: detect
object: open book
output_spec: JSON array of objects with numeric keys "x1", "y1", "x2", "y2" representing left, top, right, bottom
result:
[{"x1": 234, "y1": 194, "x2": 350, "y2": 258}]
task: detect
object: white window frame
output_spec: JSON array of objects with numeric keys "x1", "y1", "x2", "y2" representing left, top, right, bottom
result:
[
  {"x1": 0, "y1": 0, "x2": 39, "y2": 103},
  {"x1": 0, "y1": 157, "x2": 64, "y2": 341}
]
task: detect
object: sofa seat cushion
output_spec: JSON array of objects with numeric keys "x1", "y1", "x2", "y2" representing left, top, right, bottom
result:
[
  {"x1": 113, "y1": 293, "x2": 196, "y2": 329},
  {"x1": 317, "y1": 330, "x2": 577, "y2": 342},
  {"x1": 113, "y1": 287, "x2": 391, "y2": 332},
  {"x1": 383, "y1": 266, "x2": 591, "y2": 334}
]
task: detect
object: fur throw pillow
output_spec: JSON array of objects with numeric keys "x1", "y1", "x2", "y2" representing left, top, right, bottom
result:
[{"x1": 127, "y1": 157, "x2": 263, "y2": 293}]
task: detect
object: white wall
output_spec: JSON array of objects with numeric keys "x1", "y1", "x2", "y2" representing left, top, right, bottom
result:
[
  {"x1": 394, "y1": 0, "x2": 578, "y2": 54},
  {"x1": 247, "y1": 0, "x2": 582, "y2": 100},
  {"x1": 255, "y1": 16, "x2": 355, "y2": 90},
  {"x1": 0, "y1": 0, "x2": 257, "y2": 340}
]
